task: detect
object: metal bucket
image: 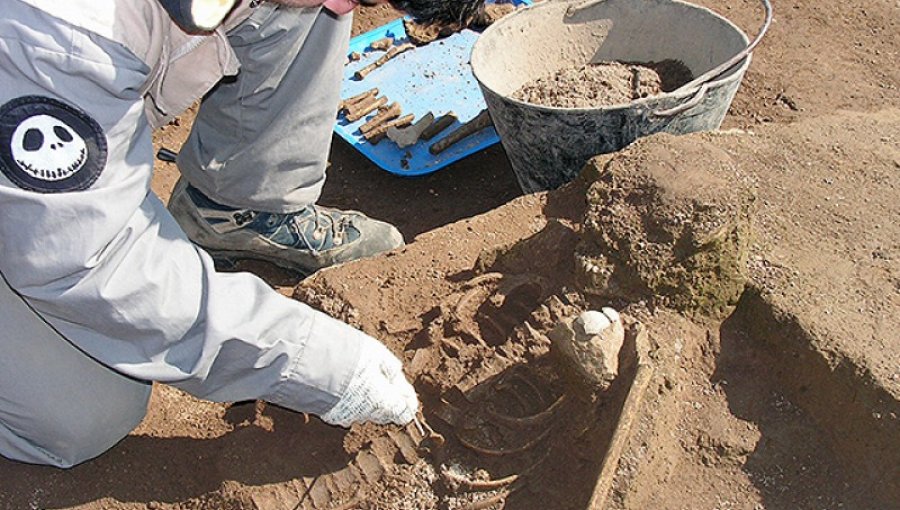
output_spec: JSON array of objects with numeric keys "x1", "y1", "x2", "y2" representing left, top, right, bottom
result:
[{"x1": 471, "y1": 0, "x2": 768, "y2": 193}]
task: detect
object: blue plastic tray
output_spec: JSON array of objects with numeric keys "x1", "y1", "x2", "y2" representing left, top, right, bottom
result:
[{"x1": 336, "y1": 4, "x2": 528, "y2": 177}]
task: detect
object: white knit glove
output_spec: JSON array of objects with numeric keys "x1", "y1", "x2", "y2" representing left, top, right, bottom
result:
[{"x1": 320, "y1": 335, "x2": 419, "y2": 428}]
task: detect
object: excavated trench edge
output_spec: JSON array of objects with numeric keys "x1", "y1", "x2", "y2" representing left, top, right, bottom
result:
[{"x1": 729, "y1": 286, "x2": 900, "y2": 505}]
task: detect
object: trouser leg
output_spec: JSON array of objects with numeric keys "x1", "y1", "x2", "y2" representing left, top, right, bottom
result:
[
  {"x1": 176, "y1": 5, "x2": 352, "y2": 213},
  {"x1": 0, "y1": 275, "x2": 151, "y2": 468}
]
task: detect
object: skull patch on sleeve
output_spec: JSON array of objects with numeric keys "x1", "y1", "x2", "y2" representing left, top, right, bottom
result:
[{"x1": 0, "y1": 96, "x2": 107, "y2": 193}]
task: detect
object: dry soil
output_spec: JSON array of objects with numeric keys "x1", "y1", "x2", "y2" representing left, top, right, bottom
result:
[
  {"x1": 0, "y1": 0, "x2": 897, "y2": 509},
  {"x1": 512, "y1": 60, "x2": 693, "y2": 108}
]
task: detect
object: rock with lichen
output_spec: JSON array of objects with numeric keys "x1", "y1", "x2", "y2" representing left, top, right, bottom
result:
[{"x1": 574, "y1": 134, "x2": 755, "y2": 319}]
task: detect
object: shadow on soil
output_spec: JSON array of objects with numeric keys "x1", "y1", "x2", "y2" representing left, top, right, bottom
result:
[
  {"x1": 0, "y1": 406, "x2": 349, "y2": 508},
  {"x1": 714, "y1": 313, "x2": 875, "y2": 509},
  {"x1": 322, "y1": 139, "x2": 523, "y2": 240}
]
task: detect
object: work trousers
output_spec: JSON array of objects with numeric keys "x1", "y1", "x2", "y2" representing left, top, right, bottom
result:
[
  {"x1": 0, "y1": 1, "x2": 359, "y2": 468},
  {"x1": 178, "y1": 3, "x2": 350, "y2": 212}
]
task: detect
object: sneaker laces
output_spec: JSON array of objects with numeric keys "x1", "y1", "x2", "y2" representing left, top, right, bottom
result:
[{"x1": 290, "y1": 205, "x2": 357, "y2": 252}]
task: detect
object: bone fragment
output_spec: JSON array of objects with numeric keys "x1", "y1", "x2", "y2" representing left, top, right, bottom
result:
[
  {"x1": 429, "y1": 109, "x2": 492, "y2": 155},
  {"x1": 485, "y1": 394, "x2": 567, "y2": 429},
  {"x1": 354, "y1": 63, "x2": 378, "y2": 81},
  {"x1": 461, "y1": 492, "x2": 509, "y2": 510},
  {"x1": 364, "y1": 114, "x2": 414, "y2": 143},
  {"x1": 360, "y1": 102, "x2": 401, "y2": 134},
  {"x1": 376, "y1": 43, "x2": 414, "y2": 65},
  {"x1": 348, "y1": 51, "x2": 362, "y2": 62},
  {"x1": 442, "y1": 469, "x2": 519, "y2": 492},
  {"x1": 345, "y1": 95, "x2": 387, "y2": 122},
  {"x1": 368, "y1": 37, "x2": 394, "y2": 51},
  {"x1": 354, "y1": 43, "x2": 415, "y2": 80},
  {"x1": 387, "y1": 112, "x2": 435, "y2": 148},
  {"x1": 457, "y1": 425, "x2": 551, "y2": 457},
  {"x1": 339, "y1": 87, "x2": 378, "y2": 113},
  {"x1": 587, "y1": 323, "x2": 654, "y2": 510},
  {"x1": 420, "y1": 112, "x2": 457, "y2": 140}
]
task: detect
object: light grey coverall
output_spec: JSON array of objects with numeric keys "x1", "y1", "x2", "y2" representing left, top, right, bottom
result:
[{"x1": 0, "y1": 0, "x2": 361, "y2": 467}]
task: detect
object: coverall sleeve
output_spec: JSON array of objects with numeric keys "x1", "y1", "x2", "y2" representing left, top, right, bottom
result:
[{"x1": 0, "y1": 4, "x2": 361, "y2": 415}]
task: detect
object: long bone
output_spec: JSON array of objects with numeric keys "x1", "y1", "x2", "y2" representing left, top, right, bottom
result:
[
  {"x1": 429, "y1": 109, "x2": 492, "y2": 155},
  {"x1": 360, "y1": 102, "x2": 401, "y2": 134},
  {"x1": 586, "y1": 323, "x2": 655, "y2": 509},
  {"x1": 460, "y1": 491, "x2": 510, "y2": 510},
  {"x1": 456, "y1": 425, "x2": 552, "y2": 457},
  {"x1": 354, "y1": 43, "x2": 414, "y2": 80},
  {"x1": 345, "y1": 95, "x2": 387, "y2": 122},
  {"x1": 441, "y1": 470, "x2": 519, "y2": 492},
  {"x1": 485, "y1": 393, "x2": 568, "y2": 429},
  {"x1": 338, "y1": 87, "x2": 377, "y2": 113}
]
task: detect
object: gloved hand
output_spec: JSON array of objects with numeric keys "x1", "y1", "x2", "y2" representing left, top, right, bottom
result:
[{"x1": 320, "y1": 335, "x2": 419, "y2": 428}]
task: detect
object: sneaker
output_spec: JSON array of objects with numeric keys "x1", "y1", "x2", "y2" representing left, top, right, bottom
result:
[{"x1": 167, "y1": 179, "x2": 404, "y2": 275}]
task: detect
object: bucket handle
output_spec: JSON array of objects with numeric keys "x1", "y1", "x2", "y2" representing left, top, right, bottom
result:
[
  {"x1": 649, "y1": 0, "x2": 773, "y2": 118},
  {"x1": 651, "y1": 83, "x2": 709, "y2": 117}
]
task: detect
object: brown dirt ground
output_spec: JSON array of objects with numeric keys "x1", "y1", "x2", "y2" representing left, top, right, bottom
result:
[{"x1": 1, "y1": 0, "x2": 898, "y2": 509}]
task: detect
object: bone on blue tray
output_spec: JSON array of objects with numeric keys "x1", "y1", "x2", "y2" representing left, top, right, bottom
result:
[{"x1": 335, "y1": 2, "x2": 530, "y2": 177}]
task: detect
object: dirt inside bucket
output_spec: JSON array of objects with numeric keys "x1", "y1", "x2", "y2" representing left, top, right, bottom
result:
[{"x1": 512, "y1": 60, "x2": 693, "y2": 108}]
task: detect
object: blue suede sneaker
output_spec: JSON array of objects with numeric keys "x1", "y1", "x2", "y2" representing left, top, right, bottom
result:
[{"x1": 167, "y1": 179, "x2": 404, "y2": 274}]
